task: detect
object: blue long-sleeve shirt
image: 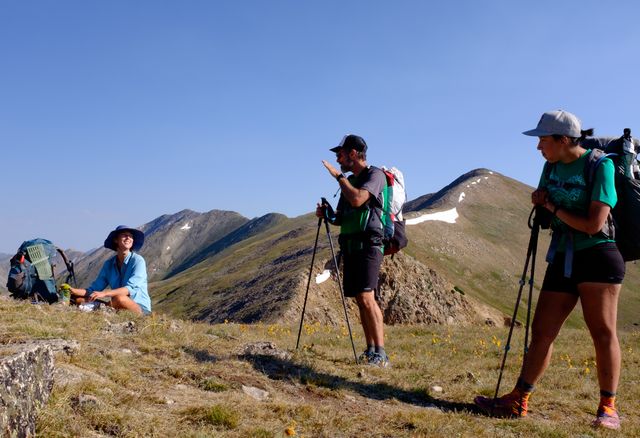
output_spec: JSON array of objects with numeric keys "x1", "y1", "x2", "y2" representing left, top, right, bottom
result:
[{"x1": 87, "y1": 252, "x2": 151, "y2": 314}]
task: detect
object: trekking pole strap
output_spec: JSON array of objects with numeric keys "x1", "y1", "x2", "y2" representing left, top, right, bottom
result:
[{"x1": 545, "y1": 230, "x2": 574, "y2": 278}]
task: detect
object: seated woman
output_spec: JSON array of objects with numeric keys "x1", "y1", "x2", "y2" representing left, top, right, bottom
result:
[{"x1": 69, "y1": 225, "x2": 151, "y2": 315}]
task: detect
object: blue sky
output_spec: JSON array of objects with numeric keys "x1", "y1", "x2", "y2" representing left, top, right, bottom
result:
[{"x1": 1, "y1": 1, "x2": 639, "y2": 253}]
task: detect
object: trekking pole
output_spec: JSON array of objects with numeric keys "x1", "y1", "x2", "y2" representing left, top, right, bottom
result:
[
  {"x1": 296, "y1": 217, "x2": 323, "y2": 350},
  {"x1": 521, "y1": 209, "x2": 541, "y2": 368},
  {"x1": 323, "y1": 216, "x2": 359, "y2": 364},
  {"x1": 492, "y1": 207, "x2": 541, "y2": 402}
]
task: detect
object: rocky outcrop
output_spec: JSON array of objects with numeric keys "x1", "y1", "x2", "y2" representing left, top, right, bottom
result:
[
  {"x1": 378, "y1": 253, "x2": 479, "y2": 325},
  {"x1": 284, "y1": 251, "x2": 502, "y2": 327},
  {"x1": 0, "y1": 344, "x2": 54, "y2": 438}
]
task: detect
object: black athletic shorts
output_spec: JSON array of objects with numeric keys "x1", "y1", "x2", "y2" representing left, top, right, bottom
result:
[
  {"x1": 541, "y1": 242, "x2": 625, "y2": 295},
  {"x1": 342, "y1": 245, "x2": 384, "y2": 298}
]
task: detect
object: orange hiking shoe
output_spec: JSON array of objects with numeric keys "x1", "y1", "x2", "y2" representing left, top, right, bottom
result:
[
  {"x1": 474, "y1": 390, "x2": 529, "y2": 418},
  {"x1": 592, "y1": 405, "x2": 620, "y2": 430}
]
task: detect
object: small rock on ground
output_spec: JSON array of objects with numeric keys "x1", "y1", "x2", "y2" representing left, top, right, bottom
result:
[{"x1": 242, "y1": 385, "x2": 269, "y2": 401}]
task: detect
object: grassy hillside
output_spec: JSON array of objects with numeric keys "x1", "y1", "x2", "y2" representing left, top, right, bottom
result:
[
  {"x1": 150, "y1": 211, "x2": 496, "y2": 328},
  {"x1": 404, "y1": 169, "x2": 640, "y2": 330},
  {"x1": 152, "y1": 213, "x2": 337, "y2": 323},
  {"x1": 149, "y1": 169, "x2": 640, "y2": 330},
  {"x1": 2, "y1": 298, "x2": 638, "y2": 437}
]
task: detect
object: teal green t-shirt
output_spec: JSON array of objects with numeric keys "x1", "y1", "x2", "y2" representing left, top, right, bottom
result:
[{"x1": 538, "y1": 149, "x2": 617, "y2": 252}]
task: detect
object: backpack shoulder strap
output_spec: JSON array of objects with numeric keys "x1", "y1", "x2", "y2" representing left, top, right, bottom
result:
[
  {"x1": 583, "y1": 149, "x2": 616, "y2": 239},
  {"x1": 542, "y1": 161, "x2": 554, "y2": 184},
  {"x1": 584, "y1": 148, "x2": 614, "y2": 188}
]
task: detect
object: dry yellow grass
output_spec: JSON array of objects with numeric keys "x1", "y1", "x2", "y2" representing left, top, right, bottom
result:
[{"x1": 0, "y1": 298, "x2": 638, "y2": 437}]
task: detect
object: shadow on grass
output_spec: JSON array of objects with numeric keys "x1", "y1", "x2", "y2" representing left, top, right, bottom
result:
[
  {"x1": 242, "y1": 353, "x2": 482, "y2": 414},
  {"x1": 183, "y1": 347, "x2": 218, "y2": 363}
]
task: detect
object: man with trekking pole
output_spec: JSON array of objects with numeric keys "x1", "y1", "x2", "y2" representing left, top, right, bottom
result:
[{"x1": 316, "y1": 134, "x2": 391, "y2": 367}]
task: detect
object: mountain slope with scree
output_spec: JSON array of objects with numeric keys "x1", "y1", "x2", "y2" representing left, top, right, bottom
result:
[
  {"x1": 151, "y1": 168, "x2": 640, "y2": 329},
  {"x1": 72, "y1": 209, "x2": 253, "y2": 286}
]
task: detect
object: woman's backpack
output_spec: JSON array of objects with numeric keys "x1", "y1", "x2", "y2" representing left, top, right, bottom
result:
[
  {"x1": 577, "y1": 142, "x2": 640, "y2": 262},
  {"x1": 6, "y1": 238, "x2": 76, "y2": 303}
]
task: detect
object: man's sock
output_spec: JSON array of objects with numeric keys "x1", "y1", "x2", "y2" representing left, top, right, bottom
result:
[
  {"x1": 366, "y1": 345, "x2": 375, "y2": 355},
  {"x1": 599, "y1": 390, "x2": 616, "y2": 411},
  {"x1": 374, "y1": 346, "x2": 386, "y2": 357},
  {"x1": 516, "y1": 377, "x2": 535, "y2": 394},
  {"x1": 511, "y1": 377, "x2": 534, "y2": 405}
]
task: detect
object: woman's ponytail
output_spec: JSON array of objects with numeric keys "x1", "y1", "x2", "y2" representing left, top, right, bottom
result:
[{"x1": 575, "y1": 128, "x2": 594, "y2": 145}]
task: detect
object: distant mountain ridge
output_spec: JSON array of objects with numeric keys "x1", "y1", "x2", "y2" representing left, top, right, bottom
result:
[
  {"x1": 150, "y1": 167, "x2": 639, "y2": 329},
  {"x1": 72, "y1": 209, "x2": 254, "y2": 286},
  {"x1": 404, "y1": 168, "x2": 491, "y2": 213},
  {"x1": 2, "y1": 168, "x2": 639, "y2": 329},
  {"x1": 165, "y1": 213, "x2": 288, "y2": 279}
]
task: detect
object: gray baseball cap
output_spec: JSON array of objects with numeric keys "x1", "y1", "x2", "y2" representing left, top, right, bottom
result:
[{"x1": 523, "y1": 110, "x2": 582, "y2": 138}]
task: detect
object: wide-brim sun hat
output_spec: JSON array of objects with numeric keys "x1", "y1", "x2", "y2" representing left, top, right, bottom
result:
[
  {"x1": 523, "y1": 110, "x2": 582, "y2": 138},
  {"x1": 104, "y1": 225, "x2": 145, "y2": 251}
]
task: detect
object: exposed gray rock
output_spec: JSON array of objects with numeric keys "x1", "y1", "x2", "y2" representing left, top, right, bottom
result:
[
  {"x1": 378, "y1": 253, "x2": 478, "y2": 325},
  {"x1": 72, "y1": 394, "x2": 101, "y2": 411},
  {"x1": 54, "y1": 363, "x2": 107, "y2": 387},
  {"x1": 241, "y1": 342, "x2": 292, "y2": 361},
  {"x1": 285, "y1": 251, "x2": 504, "y2": 327},
  {"x1": 0, "y1": 344, "x2": 55, "y2": 438},
  {"x1": 103, "y1": 320, "x2": 137, "y2": 334},
  {"x1": 242, "y1": 385, "x2": 269, "y2": 401},
  {"x1": 452, "y1": 371, "x2": 479, "y2": 384},
  {"x1": 23, "y1": 339, "x2": 79, "y2": 356}
]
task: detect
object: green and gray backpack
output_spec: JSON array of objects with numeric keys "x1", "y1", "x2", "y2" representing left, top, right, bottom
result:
[
  {"x1": 545, "y1": 136, "x2": 640, "y2": 263},
  {"x1": 6, "y1": 238, "x2": 76, "y2": 303}
]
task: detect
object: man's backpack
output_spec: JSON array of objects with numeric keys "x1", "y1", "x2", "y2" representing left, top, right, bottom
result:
[
  {"x1": 378, "y1": 166, "x2": 408, "y2": 256},
  {"x1": 584, "y1": 131, "x2": 640, "y2": 179},
  {"x1": 6, "y1": 238, "x2": 76, "y2": 303},
  {"x1": 573, "y1": 138, "x2": 640, "y2": 262}
]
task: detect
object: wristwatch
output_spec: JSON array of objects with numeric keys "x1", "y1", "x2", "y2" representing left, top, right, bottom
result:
[{"x1": 336, "y1": 173, "x2": 345, "y2": 182}]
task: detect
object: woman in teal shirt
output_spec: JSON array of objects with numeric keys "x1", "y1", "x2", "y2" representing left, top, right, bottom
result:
[
  {"x1": 69, "y1": 225, "x2": 151, "y2": 315},
  {"x1": 475, "y1": 111, "x2": 624, "y2": 430}
]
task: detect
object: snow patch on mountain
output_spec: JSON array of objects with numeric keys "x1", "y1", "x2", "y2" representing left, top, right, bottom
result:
[{"x1": 406, "y1": 208, "x2": 459, "y2": 225}]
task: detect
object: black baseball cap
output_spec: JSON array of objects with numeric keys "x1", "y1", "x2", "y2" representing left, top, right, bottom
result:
[{"x1": 330, "y1": 134, "x2": 368, "y2": 153}]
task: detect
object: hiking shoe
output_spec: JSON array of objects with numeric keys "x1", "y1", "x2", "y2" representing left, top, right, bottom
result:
[
  {"x1": 474, "y1": 392, "x2": 528, "y2": 418},
  {"x1": 592, "y1": 405, "x2": 620, "y2": 430},
  {"x1": 367, "y1": 352, "x2": 391, "y2": 368},
  {"x1": 358, "y1": 350, "x2": 373, "y2": 364}
]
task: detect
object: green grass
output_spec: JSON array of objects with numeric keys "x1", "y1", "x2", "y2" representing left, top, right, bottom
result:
[
  {"x1": 198, "y1": 378, "x2": 228, "y2": 392},
  {"x1": 0, "y1": 298, "x2": 634, "y2": 437},
  {"x1": 181, "y1": 404, "x2": 239, "y2": 429}
]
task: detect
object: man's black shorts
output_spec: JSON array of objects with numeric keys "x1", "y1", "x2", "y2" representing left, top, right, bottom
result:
[
  {"x1": 541, "y1": 242, "x2": 625, "y2": 295},
  {"x1": 342, "y1": 245, "x2": 384, "y2": 297}
]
